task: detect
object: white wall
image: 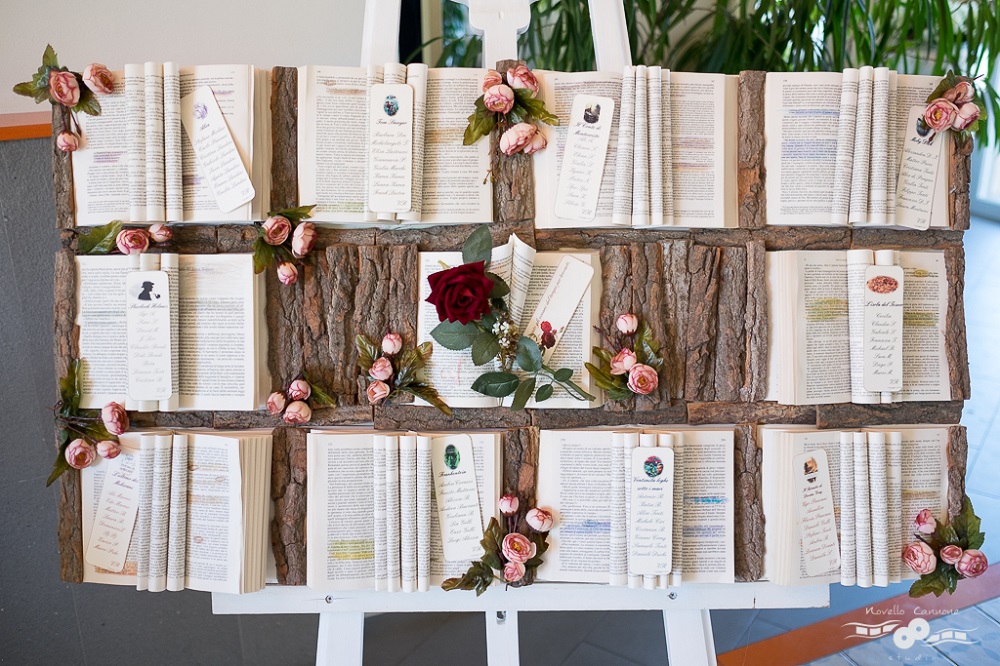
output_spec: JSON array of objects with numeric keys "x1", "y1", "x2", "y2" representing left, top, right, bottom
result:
[{"x1": 0, "y1": 0, "x2": 368, "y2": 114}]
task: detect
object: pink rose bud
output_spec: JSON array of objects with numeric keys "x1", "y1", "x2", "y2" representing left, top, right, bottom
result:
[
  {"x1": 96, "y1": 440, "x2": 121, "y2": 459},
  {"x1": 952, "y1": 103, "x2": 981, "y2": 131},
  {"x1": 506, "y1": 65, "x2": 539, "y2": 95},
  {"x1": 115, "y1": 228, "x2": 150, "y2": 255},
  {"x1": 83, "y1": 63, "x2": 115, "y2": 94},
  {"x1": 147, "y1": 223, "x2": 173, "y2": 243},
  {"x1": 287, "y1": 379, "x2": 311, "y2": 401},
  {"x1": 499, "y1": 495, "x2": 519, "y2": 515},
  {"x1": 522, "y1": 129, "x2": 547, "y2": 155},
  {"x1": 924, "y1": 98, "x2": 960, "y2": 132},
  {"x1": 56, "y1": 131, "x2": 79, "y2": 152},
  {"x1": 940, "y1": 544, "x2": 964, "y2": 565},
  {"x1": 499, "y1": 122, "x2": 537, "y2": 156},
  {"x1": 276, "y1": 261, "x2": 298, "y2": 285},
  {"x1": 381, "y1": 332, "x2": 403, "y2": 356},
  {"x1": 501, "y1": 532, "x2": 537, "y2": 564},
  {"x1": 627, "y1": 364, "x2": 659, "y2": 395},
  {"x1": 609, "y1": 348, "x2": 637, "y2": 376},
  {"x1": 616, "y1": 313, "x2": 638, "y2": 335},
  {"x1": 282, "y1": 400, "x2": 312, "y2": 424},
  {"x1": 902, "y1": 541, "x2": 937, "y2": 575},
  {"x1": 266, "y1": 391, "x2": 287, "y2": 416},
  {"x1": 503, "y1": 560, "x2": 525, "y2": 583},
  {"x1": 291, "y1": 221, "x2": 317, "y2": 258},
  {"x1": 48, "y1": 70, "x2": 80, "y2": 107},
  {"x1": 483, "y1": 84, "x2": 515, "y2": 115},
  {"x1": 65, "y1": 438, "x2": 96, "y2": 470},
  {"x1": 956, "y1": 549, "x2": 988, "y2": 578},
  {"x1": 914, "y1": 508, "x2": 936, "y2": 535},
  {"x1": 482, "y1": 70, "x2": 503, "y2": 92},
  {"x1": 262, "y1": 215, "x2": 292, "y2": 245},
  {"x1": 525, "y1": 507, "x2": 553, "y2": 532},
  {"x1": 943, "y1": 81, "x2": 975, "y2": 105},
  {"x1": 366, "y1": 379, "x2": 391, "y2": 405},
  {"x1": 101, "y1": 402, "x2": 129, "y2": 435},
  {"x1": 369, "y1": 357, "x2": 394, "y2": 381}
]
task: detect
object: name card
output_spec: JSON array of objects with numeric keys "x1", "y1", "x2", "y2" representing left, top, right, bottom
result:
[
  {"x1": 431, "y1": 434, "x2": 482, "y2": 561},
  {"x1": 521, "y1": 256, "x2": 595, "y2": 364},
  {"x1": 628, "y1": 446, "x2": 674, "y2": 575},
  {"x1": 368, "y1": 83, "x2": 413, "y2": 214},
  {"x1": 863, "y1": 264, "x2": 904, "y2": 393},
  {"x1": 85, "y1": 452, "x2": 141, "y2": 572},
  {"x1": 180, "y1": 86, "x2": 255, "y2": 213},
  {"x1": 125, "y1": 270, "x2": 173, "y2": 401},
  {"x1": 895, "y1": 105, "x2": 944, "y2": 230},
  {"x1": 554, "y1": 95, "x2": 615, "y2": 221},
  {"x1": 793, "y1": 449, "x2": 841, "y2": 576}
]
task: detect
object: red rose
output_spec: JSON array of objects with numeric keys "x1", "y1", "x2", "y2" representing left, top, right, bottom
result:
[{"x1": 426, "y1": 261, "x2": 494, "y2": 325}]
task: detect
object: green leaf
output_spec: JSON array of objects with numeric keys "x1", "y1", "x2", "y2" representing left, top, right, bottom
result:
[
  {"x1": 355, "y1": 335, "x2": 379, "y2": 374},
  {"x1": 58, "y1": 359, "x2": 79, "y2": 413},
  {"x1": 46, "y1": 452, "x2": 71, "y2": 487},
  {"x1": 471, "y1": 372, "x2": 520, "y2": 398},
  {"x1": 268, "y1": 205, "x2": 316, "y2": 222},
  {"x1": 42, "y1": 44, "x2": 59, "y2": 69},
  {"x1": 535, "y1": 383, "x2": 553, "y2": 402},
  {"x1": 398, "y1": 384, "x2": 452, "y2": 416},
  {"x1": 939, "y1": 523, "x2": 959, "y2": 545},
  {"x1": 553, "y1": 368, "x2": 573, "y2": 382},
  {"x1": 516, "y1": 337, "x2": 542, "y2": 373},
  {"x1": 76, "y1": 220, "x2": 123, "y2": 255},
  {"x1": 462, "y1": 225, "x2": 493, "y2": 266},
  {"x1": 75, "y1": 87, "x2": 102, "y2": 116},
  {"x1": 471, "y1": 331, "x2": 501, "y2": 366},
  {"x1": 511, "y1": 377, "x2": 536, "y2": 411},
  {"x1": 481, "y1": 517, "x2": 502, "y2": 553},
  {"x1": 486, "y1": 272, "x2": 510, "y2": 298},
  {"x1": 12, "y1": 81, "x2": 35, "y2": 98},
  {"x1": 557, "y1": 376, "x2": 597, "y2": 402},
  {"x1": 482, "y1": 551, "x2": 502, "y2": 571},
  {"x1": 252, "y1": 236, "x2": 277, "y2": 274},
  {"x1": 309, "y1": 383, "x2": 336, "y2": 408},
  {"x1": 430, "y1": 320, "x2": 479, "y2": 351},
  {"x1": 908, "y1": 571, "x2": 948, "y2": 598}
]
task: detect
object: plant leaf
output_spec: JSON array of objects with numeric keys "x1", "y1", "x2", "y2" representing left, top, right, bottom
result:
[
  {"x1": 516, "y1": 337, "x2": 542, "y2": 373},
  {"x1": 482, "y1": 551, "x2": 502, "y2": 571},
  {"x1": 75, "y1": 88, "x2": 102, "y2": 116},
  {"x1": 12, "y1": 81, "x2": 36, "y2": 98},
  {"x1": 471, "y1": 331, "x2": 501, "y2": 366},
  {"x1": 471, "y1": 372, "x2": 520, "y2": 398},
  {"x1": 486, "y1": 272, "x2": 510, "y2": 298},
  {"x1": 269, "y1": 205, "x2": 316, "y2": 222},
  {"x1": 511, "y1": 377, "x2": 536, "y2": 411},
  {"x1": 355, "y1": 335, "x2": 379, "y2": 374},
  {"x1": 908, "y1": 571, "x2": 948, "y2": 598},
  {"x1": 462, "y1": 225, "x2": 493, "y2": 266},
  {"x1": 430, "y1": 320, "x2": 479, "y2": 351},
  {"x1": 252, "y1": 236, "x2": 277, "y2": 274},
  {"x1": 398, "y1": 384, "x2": 452, "y2": 416},
  {"x1": 76, "y1": 220, "x2": 123, "y2": 255},
  {"x1": 309, "y1": 383, "x2": 336, "y2": 408},
  {"x1": 46, "y1": 452, "x2": 71, "y2": 487},
  {"x1": 554, "y1": 368, "x2": 573, "y2": 382},
  {"x1": 42, "y1": 44, "x2": 59, "y2": 68}
]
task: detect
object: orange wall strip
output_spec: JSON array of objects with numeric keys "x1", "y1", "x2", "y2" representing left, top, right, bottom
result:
[{"x1": 0, "y1": 112, "x2": 52, "y2": 141}]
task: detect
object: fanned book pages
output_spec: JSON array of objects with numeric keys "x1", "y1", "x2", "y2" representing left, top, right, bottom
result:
[
  {"x1": 416, "y1": 235, "x2": 603, "y2": 408},
  {"x1": 75, "y1": 253, "x2": 270, "y2": 411},
  {"x1": 765, "y1": 248, "x2": 950, "y2": 405},
  {"x1": 761, "y1": 425, "x2": 952, "y2": 587},
  {"x1": 764, "y1": 69, "x2": 950, "y2": 228},
  {"x1": 71, "y1": 64, "x2": 271, "y2": 225},
  {"x1": 533, "y1": 68, "x2": 738, "y2": 229},
  {"x1": 80, "y1": 430, "x2": 273, "y2": 594},
  {"x1": 535, "y1": 427, "x2": 735, "y2": 586},
  {"x1": 297, "y1": 64, "x2": 492, "y2": 225},
  {"x1": 305, "y1": 429, "x2": 502, "y2": 592}
]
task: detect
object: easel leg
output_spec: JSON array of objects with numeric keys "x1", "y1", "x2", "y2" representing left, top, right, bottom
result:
[
  {"x1": 316, "y1": 612, "x2": 365, "y2": 666},
  {"x1": 485, "y1": 610, "x2": 520, "y2": 666},
  {"x1": 663, "y1": 609, "x2": 716, "y2": 666}
]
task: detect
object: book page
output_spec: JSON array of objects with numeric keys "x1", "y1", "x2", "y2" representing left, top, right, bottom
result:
[
  {"x1": 135, "y1": 433, "x2": 155, "y2": 590},
  {"x1": 163, "y1": 62, "x2": 183, "y2": 221},
  {"x1": 144, "y1": 62, "x2": 166, "y2": 221},
  {"x1": 125, "y1": 63, "x2": 147, "y2": 221},
  {"x1": 416, "y1": 436, "x2": 432, "y2": 591},
  {"x1": 146, "y1": 433, "x2": 173, "y2": 592},
  {"x1": 899, "y1": 251, "x2": 950, "y2": 401},
  {"x1": 887, "y1": 431, "x2": 903, "y2": 583},
  {"x1": 868, "y1": 67, "x2": 891, "y2": 224},
  {"x1": 896, "y1": 74, "x2": 950, "y2": 228},
  {"x1": 849, "y1": 67, "x2": 874, "y2": 226},
  {"x1": 373, "y1": 435, "x2": 387, "y2": 591},
  {"x1": 787, "y1": 429, "x2": 844, "y2": 585},
  {"x1": 631, "y1": 65, "x2": 650, "y2": 227},
  {"x1": 838, "y1": 432, "x2": 856, "y2": 586},
  {"x1": 76, "y1": 256, "x2": 131, "y2": 407},
  {"x1": 853, "y1": 432, "x2": 873, "y2": 588},
  {"x1": 676, "y1": 429, "x2": 734, "y2": 583},
  {"x1": 609, "y1": 432, "x2": 627, "y2": 585},
  {"x1": 611, "y1": 66, "x2": 636, "y2": 226},
  {"x1": 830, "y1": 69, "x2": 859, "y2": 225},
  {"x1": 868, "y1": 432, "x2": 890, "y2": 586},
  {"x1": 847, "y1": 249, "x2": 880, "y2": 404},
  {"x1": 72, "y1": 71, "x2": 130, "y2": 225},
  {"x1": 166, "y1": 433, "x2": 188, "y2": 591},
  {"x1": 398, "y1": 64, "x2": 428, "y2": 222},
  {"x1": 385, "y1": 435, "x2": 401, "y2": 592},
  {"x1": 647, "y1": 66, "x2": 664, "y2": 227},
  {"x1": 896, "y1": 427, "x2": 949, "y2": 579}
]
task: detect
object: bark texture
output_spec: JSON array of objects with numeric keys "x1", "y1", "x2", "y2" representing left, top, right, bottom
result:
[
  {"x1": 944, "y1": 246, "x2": 971, "y2": 400},
  {"x1": 734, "y1": 424, "x2": 765, "y2": 581},
  {"x1": 949, "y1": 136, "x2": 972, "y2": 231},
  {"x1": 271, "y1": 427, "x2": 308, "y2": 585},
  {"x1": 737, "y1": 71, "x2": 767, "y2": 229},
  {"x1": 491, "y1": 59, "x2": 535, "y2": 224},
  {"x1": 816, "y1": 401, "x2": 965, "y2": 429},
  {"x1": 53, "y1": 105, "x2": 74, "y2": 229},
  {"x1": 947, "y1": 426, "x2": 968, "y2": 518},
  {"x1": 271, "y1": 66, "x2": 299, "y2": 211}
]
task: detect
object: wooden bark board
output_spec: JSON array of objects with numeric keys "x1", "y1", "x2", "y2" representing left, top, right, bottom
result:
[
  {"x1": 271, "y1": 427, "x2": 307, "y2": 585},
  {"x1": 53, "y1": 105, "x2": 75, "y2": 229},
  {"x1": 949, "y1": 136, "x2": 972, "y2": 231},
  {"x1": 504, "y1": 426, "x2": 540, "y2": 586},
  {"x1": 660, "y1": 239, "x2": 691, "y2": 403},
  {"x1": 375, "y1": 218, "x2": 535, "y2": 251},
  {"x1": 271, "y1": 66, "x2": 299, "y2": 211},
  {"x1": 598, "y1": 245, "x2": 635, "y2": 412},
  {"x1": 492, "y1": 59, "x2": 535, "y2": 224},
  {"x1": 737, "y1": 71, "x2": 767, "y2": 229},
  {"x1": 734, "y1": 424, "x2": 765, "y2": 581},
  {"x1": 375, "y1": 405, "x2": 531, "y2": 431},
  {"x1": 851, "y1": 228, "x2": 964, "y2": 250},
  {"x1": 684, "y1": 245, "x2": 721, "y2": 401},
  {"x1": 630, "y1": 242, "x2": 668, "y2": 409},
  {"x1": 944, "y1": 246, "x2": 971, "y2": 400},
  {"x1": 815, "y1": 401, "x2": 965, "y2": 429},
  {"x1": 947, "y1": 426, "x2": 968, "y2": 518},
  {"x1": 528, "y1": 404, "x2": 688, "y2": 429},
  {"x1": 713, "y1": 246, "x2": 748, "y2": 402},
  {"x1": 741, "y1": 240, "x2": 768, "y2": 402},
  {"x1": 266, "y1": 265, "x2": 305, "y2": 390},
  {"x1": 687, "y1": 402, "x2": 816, "y2": 426}
]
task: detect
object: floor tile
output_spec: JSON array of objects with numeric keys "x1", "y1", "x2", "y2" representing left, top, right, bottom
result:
[
  {"x1": 559, "y1": 642, "x2": 641, "y2": 666},
  {"x1": 804, "y1": 654, "x2": 858, "y2": 666},
  {"x1": 582, "y1": 610, "x2": 666, "y2": 666},
  {"x1": 925, "y1": 607, "x2": 1000, "y2": 666},
  {"x1": 977, "y1": 596, "x2": 1000, "y2": 623},
  {"x1": 711, "y1": 609, "x2": 757, "y2": 653},
  {"x1": 842, "y1": 631, "x2": 954, "y2": 665},
  {"x1": 518, "y1": 611, "x2": 606, "y2": 666},
  {"x1": 364, "y1": 612, "x2": 462, "y2": 666},
  {"x1": 397, "y1": 613, "x2": 487, "y2": 666},
  {"x1": 239, "y1": 614, "x2": 318, "y2": 666},
  {"x1": 964, "y1": 420, "x2": 1000, "y2": 500},
  {"x1": 962, "y1": 373, "x2": 1000, "y2": 450}
]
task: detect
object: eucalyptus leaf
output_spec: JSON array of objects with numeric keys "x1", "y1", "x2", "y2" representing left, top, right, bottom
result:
[
  {"x1": 76, "y1": 220, "x2": 123, "y2": 255},
  {"x1": 462, "y1": 225, "x2": 493, "y2": 266},
  {"x1": 355, "y1": 335, "x2": 378, "y2": 373},
  {"x1": 511, "y1": 377, "x2": 536, "y2": 411},
  {"x1": 471, "y1": 372, "x2": 519, "y2": 398},
  {"x1": 430, "y1": 320, "x2": 479, "y2": 351},
  {"x1": 553, "y1": 368, "x2": 573, "y2": 382}
]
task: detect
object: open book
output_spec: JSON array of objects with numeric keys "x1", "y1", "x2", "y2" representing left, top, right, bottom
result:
[
  {"x1": 762, "y1": 425, "x2": 951, "y2": 587},
  {"x1": 533, "y1": 68, "x2": 737, "y2": 229},
  {"x1": 297, "y1": 64, "x2": 492, "y2": 225},
  {"x1": 766, "y1": 248, "x2": 950, "y2": 405},
  {"x1": 764, "y1": 68, "x2": 950, "y2": 228},
  {"x1": 416, "y1": 235, "x2": 603, "y2": 409},
  {"x1": 72, "y1": 64, "x2": 270, "y2": 225},
  {"x1": 305, "y1": 429, "x2": 501, "y2": 592},
  {"x1": 535, "y1": 427, "x2": 735, "y2": 586},
  {"x1": 75, "y1": 253, "x2": 269, "y2": 411},
  {"x1": 80, "y1": 430, "x2": 272, "y2": 594}
]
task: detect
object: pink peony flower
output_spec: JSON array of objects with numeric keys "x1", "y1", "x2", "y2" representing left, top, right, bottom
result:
[
  {"x1": 609, "y1": 348, "x2": 637, "y2": 376},
  {"x1": 525, "y1": 507, "x2": 553, "y2": 532},
  {"x1": 83, "y1": 63, "x2": 115, "y2": 95},
  {"x1": 147, "y1": 223, "x2": 173, "y2": 243},
  {"x1": 101, "y1": 402, "x2": 129, "y2": 435},
  {"x1": 914, "y1": 508, "x2": 936, "y2": 535},
  {"x1": 65, "y1": 439, "x2": 96, "y2": 469},
  {"x1": 276, "y1": 262, "x2": 298, "y2": 285},
  {"x1": 483, "y1": 84, "x2": 515, "y2": 115},
  {"x1": 616, "y1": 313, "x2": 638, "y2": 335},
  {"x1": 501, "y1": 532, "x2": 536, "y2": 564},
  {"x1": 956, "y1": 549, "x2": 988, "y2": 578},
  {"x1": 282, "y1": 400, "x2": 312, "y2": 424},
  {"x1": 522, "y1": 130, "x2": 547, "y2": 155},
  {"x1": 902, "y1": 541, "x2": 937, "y2": 575},
  {"x1": 953, "y1": 103, "x2": 980, "y2": 131},
  {"x1": 48, "y1": 70, "x2": 80, "y2": 107},
  {"x1": 499, "y1": 494, "x2": 519, "y2": 515},
  {"x1": 96, "y1": 440, "x2": 120, "y2": 459},
  {"x1": 482, "y1": 70, "x2": 503, "y2": 92},
  {"x1": 367, "y1": 379, "x2": 390, "y2": 405},
  {"x1": 262, "y1": 215, "x2": 292, "y2": 245},
  {"x1": 924, "y1": 99, "x2": 959, "y2": 132},
  {"x1": 499, "y1": 123, "x2": 536, "y2": 156},
  {"x1": 627, "y1": 364, "x2": 658, "y2": 395},
  {"x1": 940, "y1": 544, "x2": 964, "y2": 565},
  {"x1": 506, "y1": 65, "x2": 539, "y2": 95},
  {"x1": 942, "y1": 81, "x2": 975, "y2": 105},
  {"x1": 56, "y1": 132, "x2": 79, "y2": 153},
  {"x1": 370, "y1": 357, "x2": 394, "y2": 381},
  {"x1": 381, "y1": 332, "x2": 403, "y2": 356},
  {"x1": 266, "y1": 391, "x2": 287, "y2": 416},
  {"x1": 287, "y1": 379, "x2": 311, "y2": 401},
  {"x1": 291, "y1": 221, "x2": 317, "y2": 258},
  {"x1": 503, "y1": 560, "x2": 526, "y2": 583},
  {"x1": 115, "y1": 228, "x2": 150, "y2": 255}
]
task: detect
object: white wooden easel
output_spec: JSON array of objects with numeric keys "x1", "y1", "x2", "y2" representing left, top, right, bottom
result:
[{"x1": 213, "y1": 2, "x2": 833, "y2": 663}]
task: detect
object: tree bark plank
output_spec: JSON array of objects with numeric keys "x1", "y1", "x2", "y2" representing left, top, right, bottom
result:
[
  {"x1": 53, "y1": 105, "x2": 75, "y2": 229},
  {"x1": 713, "y1": 246, "x2": 748, "y2": 402},
  {"x1": 505, "y1": 427, "x2": 540, "y2": 586},
  {"x1": 271, "y1": 66, "x2": 299, "y2": 211},
  {"x1": 375, "y1": 218, "x2": 535, "y2": 251},
  {"x1": 737, "y1": 71, "x2": 767, "y2": 229},
  {"x1": 851, "y1": 228, "x2": 964, "y2": 250},
  {"x1": 374, "y1": 405, "x2": 531, "y2": 430},
  {"x1": 630, "y1": 242, "x2": 668, "y2": 409},
  {"x1": 131, "y1": 412, "x2": 215, "y2": 428},
  {"x1": 599, "y1": 245, "x2": 634, "y2": 412},
  {"x1": 687, "y1": 402, "x2": 816, "y2": 426},
  {"x1": 492, "y1": 59, "x2": 534, "y2": 224},
  {"x1": 660, "y1": 239, "x2": 690, "y2": 403},
  {"x1": 741, "y1": 240, "x2": 768, "y2": 401},
  {"x1": 271, "y1": 427, "x2": 308, "y2": 585},
  {"x1": 944, "y1": 246, "x2": 971, "y2": 400},
  {"x1": 734, "y1": 424, "x2": 765, "y2": 581},
  {"x1": 816, "y1": 401, "x2": 965, "y2": 429},
  {"x1": 529, "y1": 404, "x2": 687, "y2": 429},
  {"x1": 949, "y1": 136, "x2": 972, "y2": 231},
  {"x1": 266, "y1": 265, "x2": 304, "y2": 390},
  {"x1": 947, "y1": 426, "x2": 968, "y2": 518},
  {"x1": 684, "y1": 245, "x2": 721, "y2": 401}
]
